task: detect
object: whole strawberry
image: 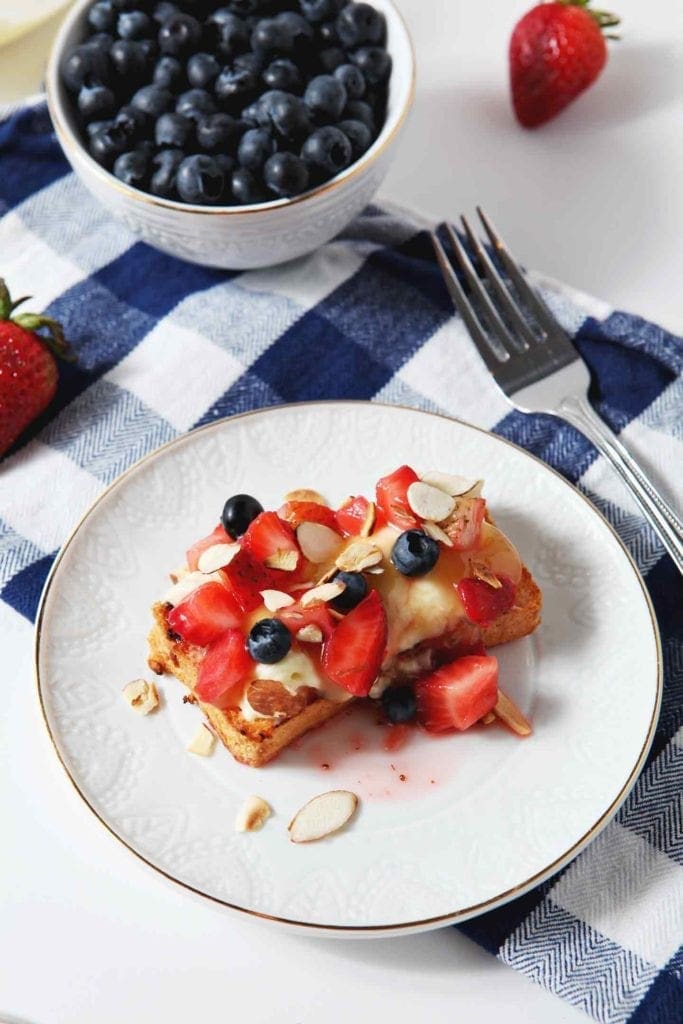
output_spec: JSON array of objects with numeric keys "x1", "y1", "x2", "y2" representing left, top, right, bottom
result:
[
  {"x1": 0, "y1": 279, "x2": 72, "y2": 456},
  {"x1": 510, "y1": 0, "x2": 620, "y2": 128}
]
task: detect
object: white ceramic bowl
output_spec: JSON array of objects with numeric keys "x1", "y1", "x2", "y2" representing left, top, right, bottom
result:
[{"x1": 46, "y1": 0, "x2": 415, "y2": 269}]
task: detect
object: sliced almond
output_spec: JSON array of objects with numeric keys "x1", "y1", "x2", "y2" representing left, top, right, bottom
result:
[
  {"x1": 420, "y1": 471, "x2": 483, "y2": 498},
  {"x1": 300, "y1": 580, "x2": 345, "y2": 608},
  {"x1": 264, "y1": 548, "x2": 299, "y2": 572},
  {"x1": 163, "y1": 570, "x2": 223, "y2": 606},
  {"x1": 246, "y1": 679, "x2": 307, "y2": 720},
  {"x1": 297, "y1": 624, "x2": 324, "y2": 643},
  {"x1": 470, "y1": 562, "x2": 503, "y2": 589},
  {"x1": 297, "y1": 521, "x2": 342, "y2": 564},
  {"x1": 122, "y1": 679, "x2": 159, "y2": 715},
  {"x1": 423, "y1": 520, "x2": 454, "y2": 548},
  {"x1": 187, "y1": 724, "x2": 216, "y2": 756},
  {"x1": 480, "y1": 711, "x2": 496, "y2": 726},
  {"x1": 235, "y1": 795, "x2": 272, "y2": 833},
  {"x1": 407, "y1": 481, "x2": 455, "y2": 523},
  {"x1": 359, "y1": 501, "x2": 376, "y2": 538},
  {"x1": 365, "y1": 566, "x2": 385, "y2": 575},
  {"x1": 261, "y1": 589, "x2": 295, "y2": 612},
  {"x1": 494, "y1": 690, "x2": 532, "y2": 736},
  {"x1": 288, "y1": 790, "x2": 358, "y2": 844},
  {"x1": 336, "y1": 539, "x2": 382, "y2": 572},
  {"x1": 197, "y1": 542, "x2": 240, "y2": 574},
  {"x1": 284, "y1": 488, "x2": 328, "y2": 505}
]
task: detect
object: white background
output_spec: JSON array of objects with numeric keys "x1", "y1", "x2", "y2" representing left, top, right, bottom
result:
[{"x1": 2, "y1": 1, "x2": 681, "y2": 1022}]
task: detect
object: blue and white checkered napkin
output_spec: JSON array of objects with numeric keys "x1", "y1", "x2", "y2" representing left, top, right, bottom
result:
[{"x1": 1, "y1": 101, "x2": 681, "y2": 1023}]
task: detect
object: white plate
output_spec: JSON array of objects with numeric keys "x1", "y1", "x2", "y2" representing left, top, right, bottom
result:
[{"x1": 35, "y1": 402, "x2": 662, "y2": 936}]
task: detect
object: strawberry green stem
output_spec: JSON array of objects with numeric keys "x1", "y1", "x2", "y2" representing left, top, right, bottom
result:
[
  {"x1": 559, "y1": 0, "x2": 620, "y2": 33},
  {"x1": 0, "y1": 277, "x2": 74, "y2": 361}
]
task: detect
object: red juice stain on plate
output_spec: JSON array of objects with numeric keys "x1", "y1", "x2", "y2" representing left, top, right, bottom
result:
[{"x1": 382, "y1": 723, "x2": 411, "y2": 753}]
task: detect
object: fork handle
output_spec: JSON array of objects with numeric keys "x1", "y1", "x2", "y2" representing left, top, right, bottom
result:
[{"x1": 558, "y1": 395, "x2": 683, "y2": 575}]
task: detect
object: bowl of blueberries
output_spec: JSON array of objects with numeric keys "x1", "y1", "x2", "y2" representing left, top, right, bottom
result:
[{"x1": 46, "y1": 0, "x2": 414, "y2": 269}]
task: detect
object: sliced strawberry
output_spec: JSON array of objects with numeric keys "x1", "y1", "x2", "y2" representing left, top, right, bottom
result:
[
  {"x1": 279, "y1": 600, "x2": 336, "y2": 641},
  {"x1": 457, "y1": 574, "x2": 516, "y2": 627},
  {"x1": 416, "y1": 654, "x2": 498, "y2": 733},
  {"x1": 278, "y1": 500, "x2": 339, "y2": 532},
  {"x1": 242, "y1": 511, "x2": 302, "y2": 572},
  {"x1": 195, "y1": 629, "x2": 254, "y2": 710},
  {"x1": 446, "y1": 497, "x2": 486, "y2": 551},
  {"x1": 336, "y1": 495, "x2": 371, "y2": 536},
  {"x1": 186, "y1": 523, "x2": 229, "y2": 572},
  {"x1": 222, "y1": 548, "x2": 277, "y2": 613},
  {"x1": 321, "y1": 589, "x2": 387, "y2": 696},
  {"x1": 167, "y1": 581, "x2": 242, "y2": 647},
  {"x1": 375, "y1": 465, "x2": 420, "y2": 531}
]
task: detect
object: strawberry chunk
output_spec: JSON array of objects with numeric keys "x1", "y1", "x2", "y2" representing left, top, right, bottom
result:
[
  {"x1": 446, "y1": 497, "x2": 486, "y2": 551},
  {"x1": 242, "y1": 511, "x2": 301, "y2": 572},
  {"x1": 195, "y1": 629, "x2": 254, "y2": 710},
  {"x1": 186, "y1": 523, "x2": 229, "y2": 571},
  {"x1": 222, "y1": 548, "x2": 276, "y2": 613},
  {"x1": 375, "y1": 465, "x2": 420, "y2": 531},
  {"x1": 278, "y1": 500, "x2": 339, "y2": 532},
  {"x1": 457, "y1": 574, "x2": 516, "y2": 627},
  {"x1": 279, "y1": 600, "x2": 336, "y2": 641},
  {"x1": 336, "y1": 495, "x2": 371, "y2": 536},
  {"x1": 416, "y1": 655, "x2": 498, "y2": 733},
  {"x1": 321, "y1": 589, "x2": 387, "y2": 696},
  {"x1": 167, "y1": 581, "x2": 242, "y2": 647}
]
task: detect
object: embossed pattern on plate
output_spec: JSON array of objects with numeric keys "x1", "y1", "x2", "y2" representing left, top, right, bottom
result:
[{"x1": 36, "y1": 403, "x2": 661, "y2": 935}]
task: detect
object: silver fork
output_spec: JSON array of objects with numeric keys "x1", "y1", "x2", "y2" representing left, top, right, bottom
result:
[{"x1": 431, "y1": 208, "x2": 683, "y2": 575}]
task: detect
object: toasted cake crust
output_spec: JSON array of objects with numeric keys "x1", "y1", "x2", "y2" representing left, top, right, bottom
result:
[{"x1": 147, "y1": 567, "x2": 542, "y2": 767}]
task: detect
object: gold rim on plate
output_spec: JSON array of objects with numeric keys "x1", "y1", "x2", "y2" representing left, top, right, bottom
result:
[{"x1": 34, "y1": 401, "x2": 663, "y2": 934}]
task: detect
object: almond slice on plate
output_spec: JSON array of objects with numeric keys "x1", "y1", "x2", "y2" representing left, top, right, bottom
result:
[
  {"x1": 480, "y1": 711, "x2": 496, "y2": 726},
  {"x1": 288, "y1": 790, "x2": 358, "y2": 844},
  {"x1": 420, "y1": 471, "x2": 483, "y2": 498},
  {"x1": 197, "y1": 542, "x2": 240, "y2": 574},
  {"x1": 494, "y1": 690, "x2": 532, "y2": 736},
  {"x1": 297, "y1": 522, "x2": 342, "y2": 564},
  {"x1": 407, "y1": 481, "x2": 455, "y2": 523},
  {"x1": 335, "y1": 539, "x2": 382, "y2": 572},
  {"x1": 187, "y1": 724, "x2": 216, "y2": 756},
  {"x1": 423, "y1": 520, "x2": 454, "y2": 548},
  {"x1": 284, "y1": 488, "x2": 328, "y2": 505},
  {"x1": 163, "y1": 570, "x2": 223, "y2": 606},
  {"x1": 300, "y1": 580, "x2": 345, "y2": 608},
  {"x1": 122, "y1": 679, "x2": 159, "y2": 715},
  {"x1": 261, "y1": 589, "x2": 295, "y2": 612},
  {"x1": 235, "y1": 795, "x2": 272, "y2": 833}
]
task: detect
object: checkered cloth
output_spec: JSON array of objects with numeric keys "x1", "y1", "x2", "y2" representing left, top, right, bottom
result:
[{"x1": 2, "y1": 101, "x2": 681, "y2": 1023}]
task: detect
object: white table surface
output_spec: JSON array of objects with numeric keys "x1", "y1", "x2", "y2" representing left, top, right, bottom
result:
[{"x1": 2, "y1": 3, "x2": 680, "y2": 1023}]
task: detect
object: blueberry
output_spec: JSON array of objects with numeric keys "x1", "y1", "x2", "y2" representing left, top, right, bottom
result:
[
  {"x1": 317, "y1": 19, "x2": 339, "y2": 45},
  {"x1": 206, "y1": 10, "x2": 250, "y2": 58},
  {"x1": 262, "y1": 91, "x2": 310, "y2": 139},
  {"x1": 234, "y1": 50, "x2": 265, "y2": 75},
  {"x1": 196, "y1": 112, "x2": 244, "y2": 152},
  {"x1": 153, "y1": 54, "x2": 184, "y2": 89},
  {"x1": 263, "y1": 151, "x2": 309, "y2": 197},
  {"x1": 351, "y1": 46, "x2": 391, "y2": 85},
  {"x1": 176, "y1": 87, "x2": 217, "y2": 121},
  {"x1": 231, "y1": 166, "x2": 268, "y2": 204},
  {"x1": 117, "y1": 9, "x2": 152, "y2": 38},
  {"x1": 214, "y1": 152, "x2": 236, "y2": 180},
  {"x1": 113, "y1": 148, "x2": 149, "y2": 188},
  {"x1": 88, "y1": 1, "x2": 115, "y2": 33},
  {"x1": 88, "y1": 32, "x2": 115, "y2": 53},
  {"x1": 85, "y1": 118, "x2": 112, "y2": 138},
  {"x1": 299, "y1": 0, "x2": 343, "y2": 23},
  {"x1": 301, "y1": 125, "x2": 351, "y2": 175},
  {"x1": 214, "y1": 65, "x2": 259, "y2": 111},
  {"x1": 222, "y1": 493, "x2": 263, "y2": 537},
  {"x1": 344, "y1": 98, "x2": 374, "y2": 130},
  {"x1": 150, "y1": 147, "x2": 184, "y2": 197},
  {"x1": 152, "y1": 0, "x2": 178, "y2": 23},
  {"x1": 155, "y1": 111, "x2": 192, "y2": 147},
  {"x1": 61, "y1": 43, "x2": 112, "y2": 93},
  {"x1": 221, "y1": 0, "x2": 263, "y2": 13},
  {"x1": 381, "y1": 685, "x2": 417, "y2": 725},
  {"x1": 237, "y1": 127, "x2": 276, "y2": 170},
  {"x1": 334, "y1": 63, "x2": 365, "y2": 99},
  {"x1": 338, "y1": 117, "x2": 372, "y2": 157},
  {"x1": 115, "y1": 102, "x2": 151, "y2": 140},
  {"x1": 251, "y1": 12, "x2": 313, "y2": 56},
  {"x1": 336, "y1": 2, "x2": 386, "y2": 47},
  {"x1": 317, "y1": 46, "x2": 345, "y2": 72},
  {"x1": 330, "y1": 570, "x2": 367, "y2": 612},
  {"x1": 77, "y1": 83, "x2": 116, "y2": 120},
  {"x1": 135, "y1": 139, "x2": 155, "y2": 160},
  {"x1": 304, "y1": 74, "x2": 346, "y2": 121},
  {"x1": 240, "y1": 99, "x2": 262, "y2": 125},
  {"x1": 247, "y1": 618, "x2": 291, "y2": 664},
  {"x1": 187, "y1": 52, "x2": 220, "y2": 89},
  {"x1": 262, "y1": 58, "x2": 302, "y2": 93},
  {"x1": 391, "y1": 530, "x2": 440, "y2": 577},
  {"x1": 89, "y1": 122, "x2": 129, "y2": 165},
  {"x1": 110, "y1": 38, "x2": 152, "y2": 82},
  {"x1": 176, "y1": 154, "x2": 225, "y2": 204},
  {"x1": 131, "y1": 83, "x2": 173, "y2": 117},
  {"x1": 158, "y1": 12, "x2": 201, "y2": 56}
]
